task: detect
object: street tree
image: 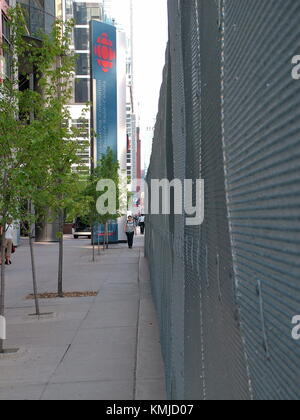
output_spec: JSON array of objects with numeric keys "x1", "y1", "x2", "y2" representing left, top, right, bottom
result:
[
  {"x1": 83, "y1": 148, "x2": 121, "y2": 260},
  {"x1": 0, "y1": 6, "x2": 88, "y2": 353},
  {"x1": 26, "y1": 16, "x2": 89, "y2": 297},
  {"x1": 0, "y1": 5, "x2": 49, "y2": 348}
]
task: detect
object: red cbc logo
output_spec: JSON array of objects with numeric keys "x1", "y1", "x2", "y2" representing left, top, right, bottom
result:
[{"x1": 94, "y1": 33, "x2": 116, "y2": 73}]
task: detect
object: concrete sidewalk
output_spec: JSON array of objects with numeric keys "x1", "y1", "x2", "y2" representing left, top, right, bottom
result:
[{"x1": 0, "y1": 235, "x2": 166, "y2": 400}]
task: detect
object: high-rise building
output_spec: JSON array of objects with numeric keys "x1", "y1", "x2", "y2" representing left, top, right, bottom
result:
[
  {"x1": 0, "y1": 1, "x2": 58, "y2": 243},
  {"x1": 59, "y1": 1, "x2": 105, "y2": 173},
  {"x1": 1, "y1": 0, "x2": 56, "y2": 94},
  {"x1": 124, "y1": 0, "x2": 138, "y2": 190},
  {"x1": 60, "y1": 0, "x2": 136, "y2": 181},
  {"x1": 13, "y1": 0, "x2": 56, "y2": 100},
  {"x1": 103, "y1": 0, "x2": 113, "y2": 22},
  {"x1": 136, "y1": 126, "x2": 141, "y2": 180},
  {"x1": 126, "y1": 53, "x2": 137, "y2": 184}
]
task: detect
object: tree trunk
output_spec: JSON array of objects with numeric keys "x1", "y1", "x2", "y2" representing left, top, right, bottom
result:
[
  {"x1": 58, "y1": 209, "x2": 64, "y2": 297},
  {"x1": 0, "y1": 215, "x2": 7, "y2": 353},
  {"x1": 29, "y1": 229, "x2": 40, "y2": 316},
  {"x1": 27, "y1": 202, "x2": 40, "y2": 316},
  {"x1": 56, "y1": 54, "x2": 64, "y2": 298}
]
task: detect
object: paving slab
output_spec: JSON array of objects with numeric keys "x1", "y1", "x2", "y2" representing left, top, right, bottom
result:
[
  {"x1": 95, "y1": 283, "x2": 140, "y2": 302},
  {"x1": 0, "y1": 346, "x2": 70, "y2": 386},
  {"x1": 82, "y1": 301, "x2": 139, "y2": 329},
  {"x1": 0, "y1": 384, "x2": 44, "y2": 401},
  {"x1": 136, "y1": 380, "x2": 167, "y2": 401},
  {"x1": 41, "y1": 380, "x2": 134, "y2": 401},
  {"x1": 0, "y1": 236, "x2": 166, "y2": 400},
  {"x1": 51, "y1": 355, "x2": 136, "y2": 384}
]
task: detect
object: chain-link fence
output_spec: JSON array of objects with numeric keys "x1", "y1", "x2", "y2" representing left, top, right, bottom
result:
[{"x1": 145, "y1": 0, "x2": 300, "y2": 400}]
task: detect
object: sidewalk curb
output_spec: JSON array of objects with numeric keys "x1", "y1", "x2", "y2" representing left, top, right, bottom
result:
[{"x1": 136, "y1": 251, "x2": 167, "y2": 400}]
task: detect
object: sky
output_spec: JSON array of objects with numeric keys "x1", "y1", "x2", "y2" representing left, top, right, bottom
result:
[{"x1": 106, "y1": 0, "x2": 169, "y2": 170}]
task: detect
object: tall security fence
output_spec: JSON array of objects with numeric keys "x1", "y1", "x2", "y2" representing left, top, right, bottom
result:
[{"x1": 145, "y1": 0, "x2": 300, "y2": 400}]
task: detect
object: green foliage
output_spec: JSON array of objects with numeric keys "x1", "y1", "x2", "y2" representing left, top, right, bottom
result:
[
  {"x1": 82, "y1": 148, "x2": 121, "y2": 228},
  {"x1": 0, "y1": 6, "x2": 88, "y2": 227},
  {"x1": 0, "y1": 4, "x2": 92, "y2": 311}
]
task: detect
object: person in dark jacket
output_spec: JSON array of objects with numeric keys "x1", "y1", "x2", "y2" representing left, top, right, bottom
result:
[{"x1": 138, "y1": 214, "x2": 145, "y2": 235}]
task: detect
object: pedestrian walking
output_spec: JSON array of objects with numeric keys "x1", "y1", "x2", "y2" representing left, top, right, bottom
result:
[
  {"x1": 0, "y1": 218, "x2": 15, "y2": 265},
  {"x1": 138, "y1": 214, "x2": 145, "y2": 235},
  {"x1": 124, "y1": 216, "x2": 136, "y2": 249},
  {"x1": 133, "y1": 215, "x2": 139, "y2": 227}
]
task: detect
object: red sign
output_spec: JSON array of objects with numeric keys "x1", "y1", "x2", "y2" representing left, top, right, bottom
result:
[{"x1": 94, "y1": 33, "x2": 116, "y2": 73}]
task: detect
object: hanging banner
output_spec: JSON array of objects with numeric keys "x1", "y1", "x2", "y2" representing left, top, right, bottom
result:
[
  {"x1": 90, "y1": 21, "x2": 119, "y2": 243},
  {"x1": 90, "y1": 20, "x2": 117, "y2": 162}
]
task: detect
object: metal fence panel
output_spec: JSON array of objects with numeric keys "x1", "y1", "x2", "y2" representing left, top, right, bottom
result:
[
  {"x1": 181, "y1": 0, "x2": 250, "y2": 400},
  {"x1": 222, "y1": 0, "x2": 300, "y2": 400},
  {"x1": 146, "y1": 0, "x2": 300, "y2": 400},
  {"x1": 168, "y1": 0, "x2": 187, "y2": 399},
  {"x1": 181, "y1": 0, "x2": 205, "y2": 399},
  {"x1": 146, "y1": 47, "x2": 173, "y2": 396}
]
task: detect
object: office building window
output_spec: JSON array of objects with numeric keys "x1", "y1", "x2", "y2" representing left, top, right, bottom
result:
[
  {"x1": 44, "y1": 0, "x2": 55, "y2": 16},
  {"x1": 65, "y1": 0, "x2": 73, "y2": 20},
  {"x1": 76, "y1": 54, "x2": 89, "y2": 75},
  {"x1": 75, "y1": 78, "x2": 89, "y2": 103},
  {"x1": 45, "y1": 11, "x2": 54, "y2": 34},
  {"x1": 74, "y1": 3, "x2": 102, "y2": 25},
  {"x1": 31, "y1": 0, "x2": 44, "y2": 8},
  {"x1": 2, "y1": 14, "x2": 9, "y2": 41},
  {"x1": 74, "y1": 28, "x2": 89, "y2": 50},
  {"x1": 30, "y1": 6, "x2": 44, "y2": 35},
  {"x1": 19, "y1": 0, "x2": 55, "y2": 36},
  {"x1": 3, "y1": 48, "x2": 11, "y2": 79},
  {"x1": 1, "y1": 14, "x2": 11, "y2": 79}
]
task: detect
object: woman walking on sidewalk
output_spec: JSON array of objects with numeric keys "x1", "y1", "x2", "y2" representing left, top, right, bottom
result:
[{"x1": 125, "y1": 216, "x2": 137, "y2": 249}]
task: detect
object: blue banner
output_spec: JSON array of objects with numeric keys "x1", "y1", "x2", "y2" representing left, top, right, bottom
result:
[
  {"x1": 90, "y1": 21, "x2": 118, "y2": 243},
  {"x1": 91, "y1": 21, "x2": 117, "y2": 162}
]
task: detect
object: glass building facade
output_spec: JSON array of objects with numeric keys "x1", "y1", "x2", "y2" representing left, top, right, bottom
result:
[
  {"x1": 18, "y1": 0, "x2": 55, "y2": 37},
  {"x1": 65, "y1": 1, "x2": 104, "y2": 104},
  {"x1": 61, "y1": 1, "x2": 105, "y2": 173}
]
